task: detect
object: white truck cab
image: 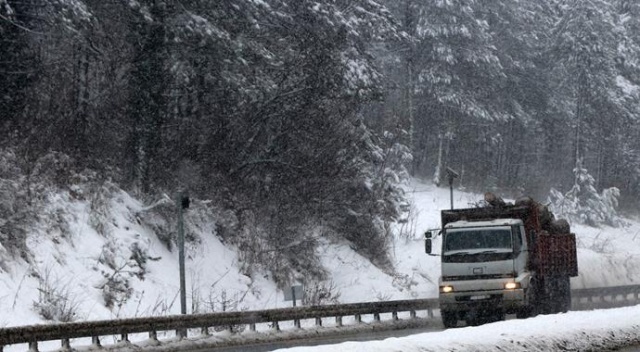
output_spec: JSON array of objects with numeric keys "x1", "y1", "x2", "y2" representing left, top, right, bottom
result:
[{"x1": 433, "y1": 219, "x2": 531, "y2": 327}]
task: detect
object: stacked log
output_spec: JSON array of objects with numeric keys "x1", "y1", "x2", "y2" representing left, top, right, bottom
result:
[
  {"x1": 484, "y1": 192, "x2": 507, "y2": 208},
  {"x1": 476, "y1": 194, "x2": 570, "y2": 234}
]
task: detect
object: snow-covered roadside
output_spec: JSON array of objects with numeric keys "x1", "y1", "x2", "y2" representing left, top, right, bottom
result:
[
  {"x1": 276, "y1": 306, "x2": 640, "y2": 351},
  {"x1": 1, "y1": 176, "x2": 640, "y2": 332}
]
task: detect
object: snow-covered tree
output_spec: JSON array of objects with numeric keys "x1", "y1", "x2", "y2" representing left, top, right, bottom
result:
[
  {"x1": 550, "y1": 0, "x2": 628, "y2": 181},
  {"x1": 549, "y1": 158, "x2": 623, "y2": 227}
]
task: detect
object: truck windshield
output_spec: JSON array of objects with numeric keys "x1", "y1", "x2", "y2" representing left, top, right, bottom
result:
[{"x1": 444, "y1": 228, "x2": 512, "y2": 253}]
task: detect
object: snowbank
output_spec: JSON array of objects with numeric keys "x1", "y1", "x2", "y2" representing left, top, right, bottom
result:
[{"x1": 276, "y1": 305, "x2": 640, "y2": 351}]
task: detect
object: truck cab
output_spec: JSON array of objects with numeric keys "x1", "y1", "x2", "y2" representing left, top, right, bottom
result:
[{"x1": 438, "y1": 219, "x2": 530, "y2": 326}]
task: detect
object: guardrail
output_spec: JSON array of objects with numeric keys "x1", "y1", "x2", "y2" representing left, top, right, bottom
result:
[
  {"x1": 572, "y1": 284, "x2": 640, "y2": 310},
  {"x1": 1, "y1": 285, "x2": 640, "y2": 352},
  {"x1": 0, "y1": 298, "x2": 438, "y2": 351}
]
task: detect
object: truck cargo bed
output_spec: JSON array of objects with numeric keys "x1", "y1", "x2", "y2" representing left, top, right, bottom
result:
[{"x1": 441, "y1": 204, "x2": 578, "y2": 277}]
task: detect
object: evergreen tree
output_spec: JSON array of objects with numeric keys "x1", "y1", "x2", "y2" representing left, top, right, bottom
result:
[
  {"x1": 550, "y1": 0, "x2": 625, "y2": 181},
  {"x1": 0, "y1": 0, "x2": 40, "y2": 147},
  {"x1": 125, "y1": 0, "x2": 170, "y2": 191},
  {"x1": 549, "y1": 158, "x2": 623, "y2": 227},
  {"x1": 408, "y1": 0, "x2": 509, "y2": 187}
]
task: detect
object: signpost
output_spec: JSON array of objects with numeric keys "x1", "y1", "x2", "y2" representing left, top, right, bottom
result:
[
  {"x1": 446, "y1": 167, "x2": 459, "y2": 210},
  {"x1": 284, "y1": 285, "x2": 304, "y2": 307}
]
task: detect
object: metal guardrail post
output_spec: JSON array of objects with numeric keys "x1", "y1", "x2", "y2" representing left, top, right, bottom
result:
[
  {"x1": 28, "y1": 341, "x2": 38, "y2": 352},
  {"x1": 392, "y1": 311, "x2": 398, "y2": 321},
  {"x1": 250, "y1": 323, "x2": 256, "y2": 332},
  {"x1": 294, "y1": 319, "x2": 301, "y2": 329},
  {"x1": 410, "y1": 310, "x2": 417, "y2": 319},
  {"x1": 91, "y1": 336, "x2": 101, "y2": 348},
  {"x1": 336, "y1": 316, "x2": 343, "y2": 327},
  {"x1": 355, "y1": 314, "x2": 362, "y2": 323},
  {"x1": 315, "y1": 317, "x2": 322, "y2": 326},
  {"x1": 373, "y1": 313, "x2": 380, "y2": 322},
  {"x1": 149, "y1": 330, "x2": 158, "y2": 341},
  {"x1": 61, "y1": 338, "x2": 71, "y2": 351},
  {"x1": 200, "y1": 327, "x2": 209, "y2": 336}
]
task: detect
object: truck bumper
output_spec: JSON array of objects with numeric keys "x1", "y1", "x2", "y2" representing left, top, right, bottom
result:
[{"x1": 440, "y1": 288, "x2": 525, "y2": 314}]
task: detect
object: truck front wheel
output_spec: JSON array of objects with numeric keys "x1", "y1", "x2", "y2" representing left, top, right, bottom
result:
[
  {"x1": 441, "y1": 311, "x2": 458, "y2": 328},
  {"x1": 516, "y1": 306, "x2": 534, "y2": 319}
]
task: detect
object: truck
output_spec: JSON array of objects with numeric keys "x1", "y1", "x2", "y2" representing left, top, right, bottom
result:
[{"x1": 424, "y1": 198, "x2": 578, "y2": 327}]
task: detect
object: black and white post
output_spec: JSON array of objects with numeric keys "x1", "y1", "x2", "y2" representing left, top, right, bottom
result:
[
  {"x1": 446, "y1": 167, "x2": 459, "y2": 210},
  {"x1": 178, "y1": 192, "x2": 190, "y2": 317}
]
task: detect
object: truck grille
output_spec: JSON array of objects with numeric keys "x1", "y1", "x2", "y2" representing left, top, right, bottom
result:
[
  {"x1": 442, "y1": 273, "x2": 514, "y2": 281},
  {"x1": 455, "y1": 294, "x2": 502, "y2": 302}
]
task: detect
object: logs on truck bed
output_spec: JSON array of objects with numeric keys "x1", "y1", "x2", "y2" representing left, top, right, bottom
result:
[
  {"x1": 484, "y1": 192, "x2": 507, "y2": 208},
  {"x1": 549, "y1": 219, "x2": 571, "y2": 234},
  {"x1": 483, "y1": 194, "x2": 570, "y2": 234},
  {"x1": 515, "y1": 196, "x2": 569, "y2": 234},
  {"x1": 515, "y1": 196, "x2": 534, "y2": 207},
  {"x1": 539, "y1": 205, "x2": 555, "y2": 231}
]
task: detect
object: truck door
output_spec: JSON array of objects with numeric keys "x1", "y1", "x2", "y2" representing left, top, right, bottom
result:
[{"x1": 513, "y1": 225, "x2": 528, "y2": 275}]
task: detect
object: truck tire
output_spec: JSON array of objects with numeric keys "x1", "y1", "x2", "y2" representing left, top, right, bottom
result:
[
  {"x1": 466, "y1": 310, "x2": 499, "y2": 326},
  {"x1": 441, "y1": 311, "x2": 458, "y2": 328},
  {"x1": 545, "y1": 275, "x2": 571, "y2": 313},
  {"x1": 517, "y1": 285, "x2": 539, "y2": 318},
  {"x1": 516, "y1": 306, "x2": 534, "y2": 319},
  {"x1": 497, "y1": 310, "x2": 506, "y2": 321},
  {"x1": 558, "y1": 276, "x2": 571, "y2": 313},
  {"x1": 488, "y1": 310, "x2": 505, "y2": 323}
]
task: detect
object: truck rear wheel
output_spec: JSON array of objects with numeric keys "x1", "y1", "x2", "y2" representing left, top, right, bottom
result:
[
  {"x1": 543, "y1": 275, "x2": 571, "y2": 313},
  {"x1": 441, "y1": 311, "x2": 458, "y2": 328},
  {"x1": 557, "y1": 276, "x2": 571, "y2": 313}
]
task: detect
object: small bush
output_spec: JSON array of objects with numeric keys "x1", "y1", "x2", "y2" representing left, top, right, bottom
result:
[
  {"x1": 302, "y1": 280, "x2": 341, "y2": 306},
  {"x1": 32, "y1": 267, "x2": 79, "y2": 322}
]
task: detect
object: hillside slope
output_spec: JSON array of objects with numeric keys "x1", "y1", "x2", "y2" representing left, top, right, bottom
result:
[{"x1": 1, "y1": 178, "x2": 639, "y2": 327}]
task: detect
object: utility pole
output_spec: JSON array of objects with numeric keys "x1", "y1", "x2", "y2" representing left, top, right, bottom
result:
[
  {"x1": 177, "y1": 192, "x2": 190, "y2": 317},
  {"x1": 446, "y1": 167, "x2": 459, "y2": 210}
]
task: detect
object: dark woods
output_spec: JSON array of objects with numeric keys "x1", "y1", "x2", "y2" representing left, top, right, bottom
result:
[{"x1": 1, "y1": 0, "x2": 639, "y2": 280}]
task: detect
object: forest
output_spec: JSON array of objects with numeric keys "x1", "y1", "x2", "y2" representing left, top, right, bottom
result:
[{"x1": 1, "y1": 0, "x2": 639, "y2": 280}]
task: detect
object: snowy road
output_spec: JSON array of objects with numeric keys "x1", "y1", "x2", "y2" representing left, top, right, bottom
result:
[
  {"x1": 270, "y1": 305, "x2": 640, "y2": 352},
  {"x1": 207, "y1": 327, "x2": 436, "y2": 352}
]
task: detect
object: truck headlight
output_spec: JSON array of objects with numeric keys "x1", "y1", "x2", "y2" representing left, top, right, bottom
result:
[
  {"x1": 440, "y1": 285, "x2": 454, "y2": 293},
  {"x1": 505, "y1": 282, "x2": 521, "y2": 290}
]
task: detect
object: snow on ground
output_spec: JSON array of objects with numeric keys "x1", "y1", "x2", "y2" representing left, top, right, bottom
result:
[
  {"x1": 276, "y1": 305, "x2": 640, "y2": 351},
  {"x1": 1, "y1": 177, "x2": 640, "y2": 342}
]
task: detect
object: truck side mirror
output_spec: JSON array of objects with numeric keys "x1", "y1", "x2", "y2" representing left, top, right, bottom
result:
[{"x1": 425, "y1": 231, "x2": 433, "y2": 254}]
